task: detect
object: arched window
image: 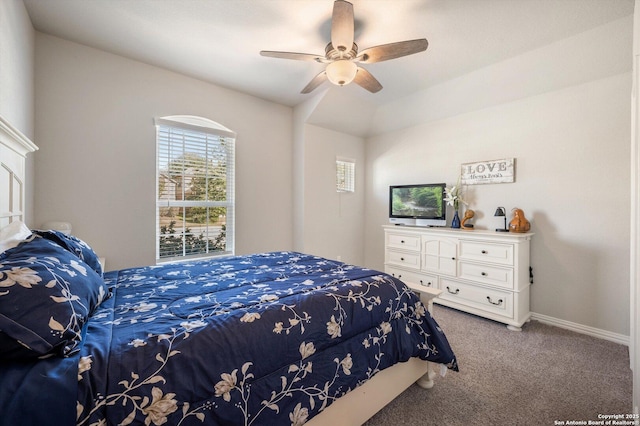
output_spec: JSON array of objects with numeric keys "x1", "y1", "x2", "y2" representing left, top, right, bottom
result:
[{"x1": 155, "y1": 115, "x2": 235, "y2": 262}]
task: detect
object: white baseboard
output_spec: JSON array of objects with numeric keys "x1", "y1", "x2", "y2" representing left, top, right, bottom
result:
[{"x1": 530, "y1": 312, "x2": 630, "y2": 346}]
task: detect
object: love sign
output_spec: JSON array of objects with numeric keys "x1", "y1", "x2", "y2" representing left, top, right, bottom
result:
[{"x1": 460, "y1": 158, "x2": 515, "y2": 185}]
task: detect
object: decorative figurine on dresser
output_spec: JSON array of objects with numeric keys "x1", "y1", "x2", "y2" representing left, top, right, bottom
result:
[
  {"x1": 383, "y1": 225, "x2": 533, "y2": 331},
  {"x1": 461, "y1": 209, "x2": 475, "y2": 230},
  {"x1": 509, "y1": 208, "x2": 531, "y2": 233}
]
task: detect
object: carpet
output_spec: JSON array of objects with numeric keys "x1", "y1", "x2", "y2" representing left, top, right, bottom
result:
[{"x1": 364, "y1": 305, "x2": 632, "y2": 426}]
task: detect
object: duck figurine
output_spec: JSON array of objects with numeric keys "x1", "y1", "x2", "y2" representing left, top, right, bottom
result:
[
  {"x1": 508, "y1": 208, "x2": 531, "y2": 233},
  {"x1": 461, "y1": 209, "x2": 475, "y2": 230}
]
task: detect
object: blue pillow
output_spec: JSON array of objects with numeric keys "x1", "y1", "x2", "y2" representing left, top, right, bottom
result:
[
  {"x1": 34, "y1": 230, "x2": 103, "y2": 276},
  {"x1": 0, "y1": 235, "x2": 109, "y2": 359}
]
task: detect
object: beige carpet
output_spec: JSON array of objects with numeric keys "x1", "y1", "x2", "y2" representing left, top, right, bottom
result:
[{"x1": 364, "y1": 305, "x2": 632, "y2": 426}]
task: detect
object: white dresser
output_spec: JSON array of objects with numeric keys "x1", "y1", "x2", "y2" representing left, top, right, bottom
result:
[{"x1": 383, "y1": 225, "x2": 533, "y2": 331}]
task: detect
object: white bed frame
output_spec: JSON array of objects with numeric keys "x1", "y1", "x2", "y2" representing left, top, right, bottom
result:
[
  {"x1": 0, "y1": 114, "x2": 443, "y2": 425},
  {"x1": 0, "y1": 115, "x2": 38, "y2": 227}
]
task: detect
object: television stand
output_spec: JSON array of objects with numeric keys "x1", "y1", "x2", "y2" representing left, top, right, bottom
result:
[{"x1": 383, "y1": 225, "x2": 533, "y2": 331}]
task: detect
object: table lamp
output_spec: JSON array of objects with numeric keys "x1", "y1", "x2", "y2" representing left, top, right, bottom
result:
[{"x1": 494, "y1": 207, "x2": 508, "y2": 232}]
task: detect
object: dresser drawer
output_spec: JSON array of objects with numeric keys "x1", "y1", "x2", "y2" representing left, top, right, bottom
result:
[
  {"x1": 386, "y1": 250, "x2": 421, "y2": 270},
  {"x1": 459, "y1": 241, "x2": 513, "y2": 266},
  {"x1": 385, "y1": 267, "x2": 437, "y2": 289},
  {"x1": 458, "y1": 261, "x2": 514, "y2": 290},
  {"x1": 386, "y1": 232, "x2": 421, "y2": 252},
  {"x1": 440, "y1": 278, "x2": 513, "y2": 318}
]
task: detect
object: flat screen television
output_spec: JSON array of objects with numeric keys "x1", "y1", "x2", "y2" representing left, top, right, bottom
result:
[{"x1": 389, "y1": 183, "x2": 447, "y2": 227}]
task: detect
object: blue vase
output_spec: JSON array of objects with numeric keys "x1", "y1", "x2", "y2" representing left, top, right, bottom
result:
[{"x1": 451, "y1": 211, "x2": 461, "y2": 228}]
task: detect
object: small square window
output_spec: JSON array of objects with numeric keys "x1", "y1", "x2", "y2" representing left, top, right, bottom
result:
[{"x1": 336, "y1": 159, "x2": 355, "y2": 193}]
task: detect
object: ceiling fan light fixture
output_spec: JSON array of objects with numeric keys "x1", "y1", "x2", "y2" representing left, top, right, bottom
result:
[
  {"x1": 326, "y1": 60, "x2": 358, "y2": 86},
  {"x1": 261, "y1": 1, "x2": 428, "y2": 94}
]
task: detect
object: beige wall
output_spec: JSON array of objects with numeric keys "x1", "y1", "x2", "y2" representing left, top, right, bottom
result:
[
  {"x1": 364, "y1": 18, "x2": 633, "y2": 337},
  {"x1": 365, "y1": 74, "x2": 631, "y2": 336},
  {"x1": 0, "y1": 0, "x2": 35, "y2": 224},
  {"x1": 301, "y1": 124, "x2": 365, "y2": 265},
  {"x1": 33, "y1": 34, "x2": 294, "y2": 270}
]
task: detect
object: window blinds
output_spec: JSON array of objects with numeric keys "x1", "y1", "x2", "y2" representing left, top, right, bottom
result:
[
  {"x1": 156, "y1": 119, "x2": 235, "y2": 262},
  {"x1": 336, "y1": 159, "x2": 355, "y2": 193}
]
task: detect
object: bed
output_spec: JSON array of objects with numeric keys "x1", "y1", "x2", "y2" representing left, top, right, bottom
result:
[{"x1": 0, "y1": 115, "x2": 457, "y2": 426}]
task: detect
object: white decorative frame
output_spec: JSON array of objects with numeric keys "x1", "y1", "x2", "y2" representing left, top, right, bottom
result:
[
  {"x1": 0, "y1": 114, "x2": 444, "y2": 424},
  {"x1": 0, "y1": 115, "x2": 38, "y2": 228}
]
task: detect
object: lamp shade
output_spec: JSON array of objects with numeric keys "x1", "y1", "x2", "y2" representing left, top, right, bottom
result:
[
  {"x1": 326, "y1": 60, "x2": 358, "y2": 86},
  {"x1": 493, "y1": 207, "x2": 508, "y2": 232}
]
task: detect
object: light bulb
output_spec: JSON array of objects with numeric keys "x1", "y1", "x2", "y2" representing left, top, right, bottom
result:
[{"x1": 326, "y1": 60, "x2": 357, "y2": 86}]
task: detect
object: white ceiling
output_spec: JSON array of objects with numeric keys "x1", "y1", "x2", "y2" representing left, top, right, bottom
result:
[{"x1": 23, "y1": 0, "x2": 634, "y2": 108}]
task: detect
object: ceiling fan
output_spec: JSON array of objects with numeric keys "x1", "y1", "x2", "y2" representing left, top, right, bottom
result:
[{"x1": 260, "y1": 0, "x2": 428, "y2": 94}]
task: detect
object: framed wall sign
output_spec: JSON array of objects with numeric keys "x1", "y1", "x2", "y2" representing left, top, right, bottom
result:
[{"x1": 461, "y1": 158, "x2": 515, "y2": 185}]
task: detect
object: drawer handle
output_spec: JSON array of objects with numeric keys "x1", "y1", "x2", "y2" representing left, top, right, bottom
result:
[
  {"x1": 481, "y1": 250, "x2": 487, "y2": 254},
  {"x1": 401, "y1": 240, "x2": 405, "y2": 244},
  {"x1": 400, "y1": 257, "x2": 405, "y2": 261},
  {"x1": 446, "y1": 286, "x2": 459, "y2": 295},
  {"x1": 487, "y1": 297, "x2": 503, "y2": 306},
  {"x1": 420, "y1": 280, "x2": 433, "y2": 287},
  {"x1": 481, "y1": 272, "x2": 488, "y2": 276}
]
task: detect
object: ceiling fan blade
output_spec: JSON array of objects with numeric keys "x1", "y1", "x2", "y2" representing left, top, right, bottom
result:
[
  {"x1": 353, "y1": 67, "x2": 382, "y2": 93},
  {"x1": 301, "y1": 71, "x2": 328, "y2": 94},
  {"x1": 356, "y1": 39, "x2": 428, "y2": 63},
  {"x1": 260, "y1": 51, "x2": 327, "y2": 63},
  {"x1": 331, "y1": 0, "x2": 354, "y2": 53}
]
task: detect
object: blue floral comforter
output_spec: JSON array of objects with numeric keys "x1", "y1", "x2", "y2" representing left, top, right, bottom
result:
[{"x1": 2, "y1": 251, "x2": 457, "y2": 426}]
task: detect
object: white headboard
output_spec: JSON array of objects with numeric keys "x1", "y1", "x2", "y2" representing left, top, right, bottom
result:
[{"x1": 0, "y1": 115, "x2": 38, "y2": 228}]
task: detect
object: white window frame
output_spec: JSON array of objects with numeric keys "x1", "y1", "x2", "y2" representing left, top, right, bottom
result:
[{"x1": 155, "y1": 115, "x2": 236, "y2": 263}]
